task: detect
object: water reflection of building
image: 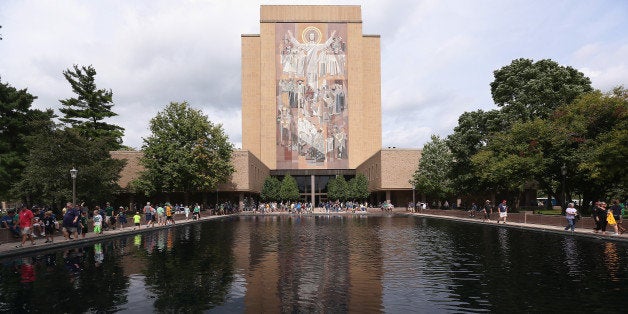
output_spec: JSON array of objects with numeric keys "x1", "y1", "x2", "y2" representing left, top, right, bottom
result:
[
  {"x1": 110, "y1": 5, "x2": 421, "y2": 208},
  {"x1": 231, "y1": 215, "x2": 383, "y2": 312}
]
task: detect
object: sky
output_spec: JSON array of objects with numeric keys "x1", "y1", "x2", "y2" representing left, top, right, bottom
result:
[{"x1": 1, "y1": 0, "x2": 627, "y2": 150}]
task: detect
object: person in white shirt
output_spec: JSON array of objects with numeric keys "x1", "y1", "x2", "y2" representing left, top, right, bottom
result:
[{"x1": 564, "y1": 203, "x2": 578, "y2": 231}]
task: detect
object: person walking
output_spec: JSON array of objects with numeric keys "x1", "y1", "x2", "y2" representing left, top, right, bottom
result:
[
  {"x1": 118, "y1": 207, "x2": 127, "y2": 229},
  {"x1": 93, "y1": 210, "x2": 103, "y2": 234},
  {"x1": 593, "y1": 202, "x2": 608, "y2": 235},
  {"x1": 165, "y1": 203, "x2": 175, "y2": 225},
  {"x1": 497, "y1": 200, "x2": 508, "y2": 224},
  {"x1": 144, "y1": 202, "x2": 153, "y2": 227},
  {"x1": 16, "y1": 204, "x2": 36, "y2": 248},
  {"x1": 193, "y1": 203, "x2": 201, "y2": 220},
  {"x1": 133, "y1": 212, "x2": 141, "y2": 230},
  {"x1": 564, "y1": 203, "x2": 578, "y2": 232},
  {"x1": 469, "y1": 203, "x2": 478, "y2": 218},
  {"x1": 62, "y1": 202, "x2": 80, "y2": 240},
  {"x1": 482, "y1": 200, "x2": 492, "y2": 222},
  {"x1": 610, "y1": 199, "x2": 625, "y2": 234},
  {"x1": 43, "y1": 211, "x2": 56, "y2": 243},
  {"x1": 156, "y1": 205, "x2": 165, "y2": 226},
  {"x1": 79, "y1": 211, "x2": 88, "y2": 238}
]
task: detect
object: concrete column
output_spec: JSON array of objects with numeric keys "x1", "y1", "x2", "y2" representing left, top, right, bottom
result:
[
  {"x1": 385, "y1": 190, "x2": 391, "y2": 203},
  {"x1": 239, "y1": 193, "x2": 244, "y2": 211},
  {"x1": 311, "y1": 175, "x2": 315, "y2": 208}
]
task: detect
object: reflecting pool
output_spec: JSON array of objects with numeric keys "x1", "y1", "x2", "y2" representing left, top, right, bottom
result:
[{"x1": 1, "y1": 215, "x2": 627, "y2": 312}]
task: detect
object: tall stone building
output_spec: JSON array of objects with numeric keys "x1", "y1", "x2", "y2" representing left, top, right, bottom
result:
[
  {"x1": 238, "y1": 5, "x2": 420, "y2": 206},
  {"x1": 112, "y1": 5, "x2": 421, "y2": 207}
]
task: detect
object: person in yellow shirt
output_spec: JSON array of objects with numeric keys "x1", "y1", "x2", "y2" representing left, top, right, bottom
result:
[
  {"x1": 165, "y1": 203, "x2": 175, "y2": 225},
  {"x1": 133, "y1": 212, "x2": 141, "y2": 230}
]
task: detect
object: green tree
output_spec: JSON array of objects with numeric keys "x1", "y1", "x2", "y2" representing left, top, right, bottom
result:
[
  {"x1": 260, "y1": 176, "x2": 281, "y2": 201},
  {"x1": 134, "y1": 102, "x2": 234, "y2": 200},
  {"x1": 327, "y1": 175, "x2": 348, "y2": 202},
  {"x1": 553, "y1": 87, "x2": 627, "y2": 205},
  {"x1": 490, "y1": 58, "x2": 592, "y2": 123},
  {"x1": 470, "y1": 119, "x2": 551, "y2": 205},
  {"x1": 0, "y1": 80, "x2": 55, "y2": 200},
  {"x1": 447, "y1": 109, "x2": 506, "y2": 195},
  {"x1": 279, "y1": 174, "x2": 300, "y2": 201},
  {"x1": 412, "y1": 135, "x2": 454, "y2": 203},
  {"x1": 59, "y1": 65, "x2": 124, "y2": 150},
  {"x1": 13, "y1": 127, "x2": 125, "y2": 207},
  {"x1": 348, "y1": 174, "x2": 369, "y2": 201}
]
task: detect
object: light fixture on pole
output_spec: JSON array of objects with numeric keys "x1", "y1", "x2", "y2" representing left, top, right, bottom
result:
[
  {"x1": 70, "y1": 167, "x2": 78, "y2": 206},
  {"x1": 561, "y1": 163, "x2": 567, "y2": 209},
  {"x1": 412, "y1": 185, "x2": 416, "y2": 211}
]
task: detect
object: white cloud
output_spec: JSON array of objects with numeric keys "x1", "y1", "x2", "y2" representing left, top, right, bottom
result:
[{"x1": 1, "y1": 0, "x2": 626, "y2": 150}]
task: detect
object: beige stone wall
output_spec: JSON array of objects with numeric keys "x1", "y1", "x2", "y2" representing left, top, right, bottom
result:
[
  {"x1": 356, "y1": 149, "x2": 422, "y2": 192},
  {"x1": 110, "y1": 151, "x2": 143, "y2": 189},
  {"x1": 241, "y1": 35, "x2": 261, "y2": 158},
  {"x1": 380, "y1": 149, "x2": 422, "y2": 190},
  {"x1": 348, "y1": 34, "x2": 382, "y2": 168},
  {"x1": 243, "y1": 5, "x2": 382, "y2": 170},
  {"x1": 218, "y1": 150, "x2": 270, "y2": 193},
  {"x1": 261, "y1": 5, "x2": 361, "y2": 23},
  {"x1": 258, "y1": 22, "x2": 277, "y2": 168},
  {"x1": 111, "y1": 150, "x2": 268, "y2": 193}
]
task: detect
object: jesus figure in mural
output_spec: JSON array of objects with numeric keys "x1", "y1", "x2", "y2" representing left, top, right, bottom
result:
[{"x1": 286, "y1": 29, "x2": 336, "y2": 90}]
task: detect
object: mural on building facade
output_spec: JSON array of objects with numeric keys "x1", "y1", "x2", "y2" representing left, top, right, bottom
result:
[{"x1": 276, "y1": 23, "x2": 349, "y2": 169}]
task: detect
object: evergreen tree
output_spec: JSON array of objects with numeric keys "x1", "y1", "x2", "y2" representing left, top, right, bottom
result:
[
  {"x1": 14, "y1": 127, "x2": 126, "y2": 207},
  {"x1": 327, "y1": 175, "x2": 348, "y2": 202},
  {"x1": 59, "y1": 65, "x2": 124, "y2": 149},
  {"x1": 279, "y1": 174, "x2": 300, "y2": 201},
  {"x1": 260, "y1": 176, "x2": 281, "y2": 201},
  {"x1": 0, "y1": 80, "x2": 54, "y2": 200},
  {"x1": 348, "y1": 174, "x2": 370, "y2": 201}
]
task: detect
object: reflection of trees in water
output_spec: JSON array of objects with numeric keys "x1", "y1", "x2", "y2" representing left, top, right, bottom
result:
[
  {"x1": 142, "y1": 223, "x2": 236, "y2": 312},
  {"x1": 72, "y1": 243, "x2": 129, "y2": 312},
  {"x1": 0, "y1": 245, "x2": 128, "y2": 313}
]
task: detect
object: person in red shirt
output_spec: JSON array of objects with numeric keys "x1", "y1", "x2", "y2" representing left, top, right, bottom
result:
[{"x1": 17, "y1": 204, "x2": 36, "y2": 248}]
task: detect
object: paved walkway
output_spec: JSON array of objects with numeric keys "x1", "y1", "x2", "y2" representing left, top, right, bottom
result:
[
  {"x1": 2, "y1": 209, "x2": 625, "y2": 258},
  {"x1": 0, "y1": 213, "x2": 229, "y2": 259},
  {"x1": 407, "y1": 211, "x2": 628, "y2": 243}
]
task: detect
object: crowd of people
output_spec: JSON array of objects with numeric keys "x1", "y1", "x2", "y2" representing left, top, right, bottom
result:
[
  {"x1": 249, "y1": 200, "x2": 370, "y2": 214},
  {"x1": 135, "y1": 202, "x2": 202, "y2": 230},
  {"x1": 0, "y1": 201, "x2": 217, "y2": 247}
]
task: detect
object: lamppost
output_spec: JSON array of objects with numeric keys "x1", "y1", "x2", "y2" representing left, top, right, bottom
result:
[
  {"x1": 561, "y1": 163, "x2": 567, "y2": 209},
  {"x1": 70, "y1": 167, "x2": 78, "y2": 205},
  {"x1": 412, "y1": 185, "x2": 416, "y2": 211}
]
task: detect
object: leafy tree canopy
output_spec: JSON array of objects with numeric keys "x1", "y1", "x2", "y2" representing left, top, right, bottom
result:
[
  {"x1": 447, "y1": 109, "x2": 505, "y2": 193},
  {"x1": 412, "y1": 135, "x2": 454, "y2": 202},
  {"x1": 59, "y1": 65, "x2": 124, "y2": 150},
  {"x1": 554, "y1": 87, "x2": 627, "y2": 201},
  {"x1": 490, "y1": 58, "x2": 592, "y2": 122},
  {"x1": 134, "y1": 102, "x2": 234, "y2": 196}
]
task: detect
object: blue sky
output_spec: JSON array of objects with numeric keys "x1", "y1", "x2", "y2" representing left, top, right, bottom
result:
[{"x1": 1, "y1": 0, "x2": 626, "y2": 150}]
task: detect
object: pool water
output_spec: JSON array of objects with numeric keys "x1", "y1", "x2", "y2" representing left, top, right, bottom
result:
[{"x1": 0, "y1": 215, "x2": 626, "y2": 312}]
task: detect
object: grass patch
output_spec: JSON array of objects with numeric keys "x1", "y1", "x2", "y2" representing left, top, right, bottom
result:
[{"x1": 536, "y1": 209, "x2": 563, "y2": 215}]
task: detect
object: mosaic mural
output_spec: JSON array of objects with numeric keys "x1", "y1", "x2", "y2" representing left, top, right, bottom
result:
[{"x1": 276, "y1": 23, "x2": 349, "y2": 169}]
